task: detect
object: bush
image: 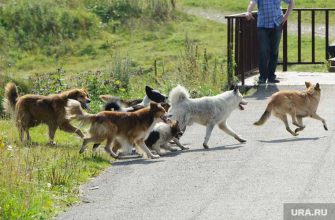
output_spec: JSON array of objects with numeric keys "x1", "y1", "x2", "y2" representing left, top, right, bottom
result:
[
  {"x1": 0, "y1": 0, "x2": 98, "y2": 50},
  {"x1": 87, "y1": 0, "x2": 142, "y2": 23}
]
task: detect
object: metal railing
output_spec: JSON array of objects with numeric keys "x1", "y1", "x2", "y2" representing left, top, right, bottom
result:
[{"x1": 225, "y1": 8, "x2": 335, "y2": 85}]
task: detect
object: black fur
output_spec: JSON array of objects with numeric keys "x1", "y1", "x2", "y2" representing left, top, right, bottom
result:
[
  {"x1": 104, "y1": 102, "x2": 122, "y2": 111},
  {"x1": 145, "y1": 86, "x2": 167, "y2": 103},
  {"x1": 145, "y1": 130, "x2": 160, "y2": 148}
]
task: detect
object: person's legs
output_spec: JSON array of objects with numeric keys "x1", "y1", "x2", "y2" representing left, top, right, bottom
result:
[
  {"x1": 257, "y1": 28, "x2": 270, "y2": 82},
  {"x1": 268, "y1": 24, "x2": 283, "y2": 81}
]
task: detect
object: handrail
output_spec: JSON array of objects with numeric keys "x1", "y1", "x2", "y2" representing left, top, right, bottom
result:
[{"x1": 226, "y1": 8, "x2": 335, "y2": 86}]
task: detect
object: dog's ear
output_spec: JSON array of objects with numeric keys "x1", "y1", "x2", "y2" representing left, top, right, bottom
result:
[
  {"x1": 145, "y1": 85, "x2": 153, "y2": 94},
  {"x1": 315, "y1": 83, "x2": 320, "y2": 90},
  {"x1": 305, "y1": 82, "x2": 312, "y2": 88}
]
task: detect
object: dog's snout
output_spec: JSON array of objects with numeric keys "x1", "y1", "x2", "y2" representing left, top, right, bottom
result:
[{"x1": 86, "y1": 99, "x2": 91, "y2": 103}]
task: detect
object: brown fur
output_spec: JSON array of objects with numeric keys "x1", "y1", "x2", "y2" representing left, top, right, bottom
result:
[
  {"x1": 2, "y1": 82, "x2": 90, "y2": 144},
  {"x1": 254, "y1": 82, "x2": 328, "y2": 136},
  {"x1": 66, "y1": 100, "x2": 166, "y2": 159},
  {"x1": 99, "y1": 95, "x2": 142, "y2": 107}
]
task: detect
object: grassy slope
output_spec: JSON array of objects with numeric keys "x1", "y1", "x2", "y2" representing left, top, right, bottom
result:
[{"x1": 4, "y1": 13, "x2": 228, "y2": 97}]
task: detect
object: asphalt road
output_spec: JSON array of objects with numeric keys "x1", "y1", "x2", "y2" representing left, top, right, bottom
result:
[{"x1": 58, "y1": 84, "x2": 335, "y2": 220}]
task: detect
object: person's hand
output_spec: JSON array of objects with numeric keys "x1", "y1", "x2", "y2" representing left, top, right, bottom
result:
[
  {"x1": 282, "y1": 14, "x2": 289, "y2": 24},
  {"x1": 245, "y1": 12, "x2": 255, "y2": 21}
]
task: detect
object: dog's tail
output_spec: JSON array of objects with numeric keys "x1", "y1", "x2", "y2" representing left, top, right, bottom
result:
[
  {"x1": 66, "y1": 99, "x2": 95, "y2": 125},
  {"x1": 253, "y1": 102, "x2": 273, "y2": 126},
  {"x1": 3, "y1": 82, "x2": 19, "y2": 117},
  {"x1": 169, "y1": 85, "x2": 190, "y2": 106}
]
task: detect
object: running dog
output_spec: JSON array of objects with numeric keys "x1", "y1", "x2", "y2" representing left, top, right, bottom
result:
[
  {"x1": 100, "y1": 85, "x2": 168, "y2": 112},
  {"x1": 66, "y1": 100, "x2": 167, "y2": 159},
  {"x1": 145, "y1": 120, "x2": 188, "y2": 156},
  {"x1": 2, "y1": 82, "x2": 90, "y2": 145},
  {"x1": 254, "y1": 82, "x2": 327, "y2": 136},
  {"x1": 168, "y1": 85, "x2": 248, "y2": 149}
]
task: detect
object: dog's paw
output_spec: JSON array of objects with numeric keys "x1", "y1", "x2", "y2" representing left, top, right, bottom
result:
[
  {"x1": 203, "y1": 143, "x2": 209, "y2": 149},
  {"x1": 235, "y1": 136, "x2": 246, "y2": 143},
  {"x1": 181, "y1": 146, "x2": 190, "y2": 150},
  {"x1": 292, "y1": 132, "x2": 299, "y2": 136},
  {"x1": 324, "y1": 125, "x2": 328, "y2": 131},
  {"x1": 48, "y1": 141, "x2": 57, "y2": 146},
  {"x1": 151, "y1": 154, "x2": 160, "y2": 159}
]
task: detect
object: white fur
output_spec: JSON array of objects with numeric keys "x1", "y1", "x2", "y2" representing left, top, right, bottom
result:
[
  {"x1": 168, "y1": 85, "x2": 247, "y2": 148},
  {"x1": 149, "y1": 122, "x2": 186, "y2": 156}
]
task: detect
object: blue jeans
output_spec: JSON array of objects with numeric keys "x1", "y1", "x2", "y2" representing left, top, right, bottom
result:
[{"x1": 257, "y1": 25, "x2": 282, "y2": 81}]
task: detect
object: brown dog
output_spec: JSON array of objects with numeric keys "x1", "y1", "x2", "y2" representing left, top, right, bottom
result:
[
  {"x1": 2, "y1": 82, "x2": 90, "y2": 144},
  {"x1": 66, "y1": 100, "x2": 167, "y2": 159},
  {"x1": 254, "y1": 82, "x2": 328, "y2": 136}
]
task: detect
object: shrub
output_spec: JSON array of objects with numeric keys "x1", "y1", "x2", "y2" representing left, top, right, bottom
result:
[
  {"x1": 0, "y1": 0, "x2": 98, "y2": 50},
  {"x1": 88, "y1": 0, "x2": 142, "y2": 23}
]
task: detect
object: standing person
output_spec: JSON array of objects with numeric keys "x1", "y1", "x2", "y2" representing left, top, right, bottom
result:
[{"x1": 246, "y1": 0, "x2": 295, "y2": 84}]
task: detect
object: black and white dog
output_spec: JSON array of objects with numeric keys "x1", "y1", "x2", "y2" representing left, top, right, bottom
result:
[
  {"x1": 145, "y1": 120, "x2": 188, "y2": 156},
  {"x1": 100, "y1": 85, "x2": 168, "y2": 112}
]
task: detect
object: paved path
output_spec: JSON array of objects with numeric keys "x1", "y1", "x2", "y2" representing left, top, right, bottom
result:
[
  {"x1": 183, "y1": 7, "x2": 335, "y2": 38},
  {"x1": 58, "y1": 72, "x2": 335, "y2": 220}
]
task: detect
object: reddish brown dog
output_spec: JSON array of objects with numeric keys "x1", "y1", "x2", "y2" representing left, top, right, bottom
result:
[
  {"x1": 66, "y1": 100, "x2": 167, "y2": 159},
  {"x1": 3, "y1": 82, "x2": 90, "y2": 145}
]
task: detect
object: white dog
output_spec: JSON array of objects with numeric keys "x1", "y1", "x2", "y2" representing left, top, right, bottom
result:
[{"x1": 168, "y1": 85, "x2": 248, "y2": 149}]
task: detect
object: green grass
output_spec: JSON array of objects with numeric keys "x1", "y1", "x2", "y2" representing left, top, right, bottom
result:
[{"x1": 0, "y1": 120, "x2": 111, "y2": 219}]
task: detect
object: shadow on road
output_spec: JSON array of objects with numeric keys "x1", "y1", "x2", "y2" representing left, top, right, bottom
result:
[
  {"x1": 113, "y1": 158, "x2": 165, "y2": 166},
  {"x1": 249, "y1": 84, "x2": 280, "y2": 100},
  {"x1": 258, "y1": 136, "x2": 325, "y2": 144},
  {"x1": 184, "y1": 143, "x2": 245, "y2": 153}
]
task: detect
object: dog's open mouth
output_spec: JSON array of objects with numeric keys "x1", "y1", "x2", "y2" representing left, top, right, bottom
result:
[{"x1": 239, "y1": 100, "x2": 248, "y2": 110}]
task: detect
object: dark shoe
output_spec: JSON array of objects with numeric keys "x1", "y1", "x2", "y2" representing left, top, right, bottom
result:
[{"x1": 268, "y1": 78, "x2": 280, "y2": 83}]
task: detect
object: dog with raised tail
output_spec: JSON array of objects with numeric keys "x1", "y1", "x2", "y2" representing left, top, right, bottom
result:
[
  {"x1": 254, "y1": 82, "x2": 328, "y2": 136},
  {"x1": 2, "y1": 82, "x2": 90, "y2": 145},
  {"x1": 66, "y1": 99, "x2": 167, "y2": 159},
  {"x1": 168, "y1": 85, "x2": 248, "y2": 149}
]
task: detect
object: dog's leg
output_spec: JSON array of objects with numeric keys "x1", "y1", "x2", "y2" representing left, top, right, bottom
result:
[
  {"x1": 203, "y1": 123, "x2": 215, "y2": 149},
  {"x1": 172, "y1": 137, "x2": 188, "y2": 150},
  {"x1": 26, "y1": 130, "x2": 31, "y2": 142},
  {"x1": 80, "y1": 137, "x2": 94, "y2": 153},
  {"x1": 48, "y1": 125, "x2": 57, "y2": 146},
  {"x1": 136, "y1": 140, "x2": 160, "y2": 159},
  {"x1": 218, "y1": 121, "x2": 247, "y2": 143},
  {"x1": 276, "y1": 114, "x2": 298, "y2": 136},
  {"x1": 60, "y1": 121, "x2": 84, "y2": 138},
  {"x1": 294, "y1": 117, "x2": 305, "y2": 133},
  {"x1": 92, "y1": 143, "x2": 100, "y2": 153},
  {"x1": 104, "y1": 138, "x2": 119, "y2": 158},
  {"x1": 290, "y1": 109, "x2": 304, "y2": 129},
  {"x1": 161, "y1": 143, "x2": 178, "y2": 152},
  {"x1": 19, "y1": 128, "x2": 24, "y2": 142},
  {"x1": 310, "y1": 113, "x2": 328, "y2": 131},
  {"x1": 152, "y1": 143, "x2": 164, "y2": 156}
]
